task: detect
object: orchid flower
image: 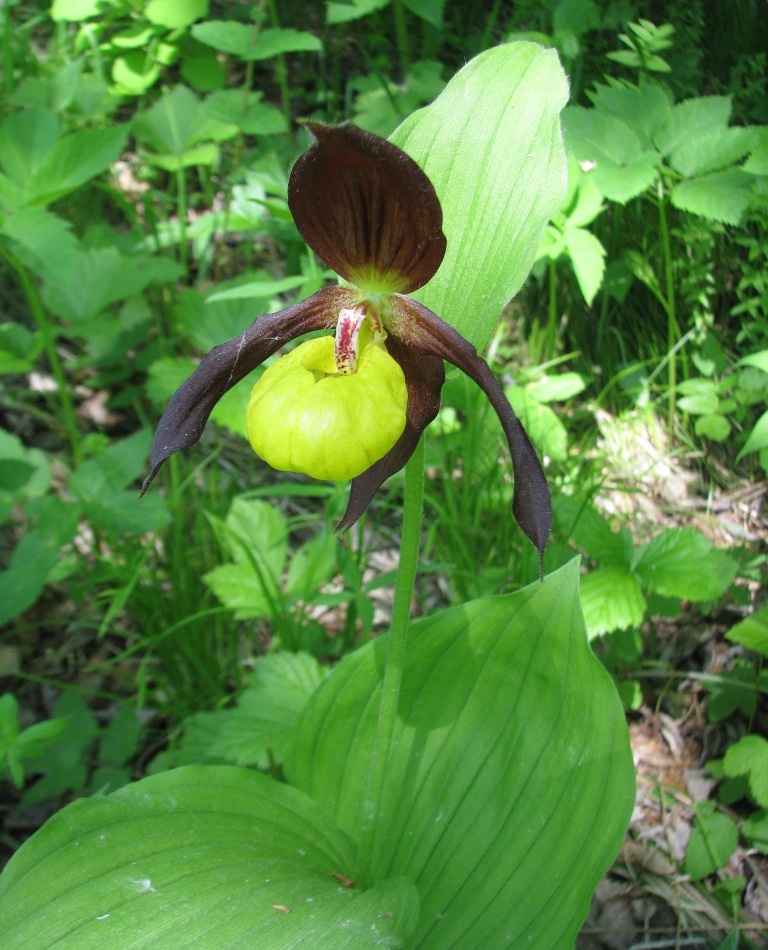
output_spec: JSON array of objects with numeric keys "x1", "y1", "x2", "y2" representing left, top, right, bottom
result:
[{"x1": 143, "y1": 121, "x2": 551, "y2": 559}]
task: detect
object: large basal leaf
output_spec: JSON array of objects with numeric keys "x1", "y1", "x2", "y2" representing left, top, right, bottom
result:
[
  {"x1": 392, "y1": 42, "x2": 568, "y2": 351},
  {"x1": 0, "y1": 766, "x2": 419, "y2": 949},
  {"x1": 285, "y1": 559, "x2": 635, "y2": 947}
]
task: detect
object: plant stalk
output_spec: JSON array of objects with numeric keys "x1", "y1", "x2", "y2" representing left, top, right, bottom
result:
[
  {"x1": 354, "y1": 435, "x2": 424, "y2": 885},
  {"x1": 657, "y1": 182, "x2": 678, "y2": 424}
]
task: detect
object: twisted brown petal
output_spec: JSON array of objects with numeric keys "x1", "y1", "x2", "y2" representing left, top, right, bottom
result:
[
  {"x1": 143, "y1": 285, "x2": 356, "y2": 493},
  {"x1": 389, "y1": 296, "x2": 551, "y2": 563},
  {"x1": 289, "y1": 121, "x2": 446, "y2": 295},
  {"x1": 337, "y1": 335, "x2": 444, "y2": 531}
]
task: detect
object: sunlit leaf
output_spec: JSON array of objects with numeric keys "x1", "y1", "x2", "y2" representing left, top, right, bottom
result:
[
  {"x1": 393, "y1": 42, "x2": 568, "y2": 351},
  {"x1": 0, "y1": 767, "x2": 419, "y2": 948},
  {"x1": 286, "y1": 560, "x2": 635, "y2": 947}
]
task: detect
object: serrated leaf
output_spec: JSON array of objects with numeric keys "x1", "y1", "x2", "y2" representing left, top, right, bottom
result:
[
  {"x1": 175, "y1": 652, "x2": 326, "y2": 769},
  {"x1": 654, "y1": 96, "x2": 732, "y2": 155},
  {"x1": 564, "y1": 225, "x2": 606, "y2": 304},
  {"x1": 286, "y1": 532, "x2": 338, "y2": 602},
  {"x1": 203, "y1": 90, "x2": 287, "y2": 135},
  {"x1": 580, "y1": 565, "x2": 646, "y2": 638},
  {"x1": 743, "y1": 810, "x2": 768, "y2": 853},
  {"x1": 668, "y1": 126, "x2": 757, "y2": 177},
  {"x1": 726, "y1": 606, "x2": 768, "y2": 658},
  {"x1": 670, "y1": 169, "x2": 753, "y2": 225},
  {"x1": 0, "y1": 767, "x2": 419, "y2": 949},
  {"x1": 588, "y1": 81, "x2": 671, "y2": 145},
  {"x1": 393, "y1": 42, "x2": 568, "y2": 351},
  {"x1": 634, "y1": 527, "x2": 737, "y2": 601},
  {"x1": 552, "y1": 496, "x2": 631, "y2": 565},
  {"x1": 286, "y1": 561, "x2": 635, "y2": 947},
  {"x1": 723, "y1": 735, "x2": 768, "y2": 808},
  {"x1": 744, "y1": 129, "x2": 768, "y2": 174}
]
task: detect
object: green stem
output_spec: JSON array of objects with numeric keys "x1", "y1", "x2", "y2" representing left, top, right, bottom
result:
[
  {"x1": 2, "y1": 249, "x2": 83, "y2": 465},
  {"x1": 175, "y1": 166, "x2": 188, "y2": 272},
  {"x1": 268, "y1": 0, "x2": 293, "y2": 138},
  {"x1": 657, "y1": 182, "x2": 678, "y2": 424},
  {"x1": 392, "y1": 0, "x2": 411, "y2": 76},
  {"x1": 546, "y1": 256, "x2": 557, "y2": 359},
  {"x1": 354, "y1": 435, "x2": 425, "y2": 886}
]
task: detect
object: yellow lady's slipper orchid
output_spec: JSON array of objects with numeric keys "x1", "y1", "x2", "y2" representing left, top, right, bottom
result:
[{"x1": 143, "y1": 122, "x2": 551, "y2": 559}]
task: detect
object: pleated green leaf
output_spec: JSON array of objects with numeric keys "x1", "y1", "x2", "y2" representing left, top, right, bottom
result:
[
  {"x1": 392, "y1": 42, "x2": 569, "y2": 351},
  {"x1": 0, "y1": 766, "x2": 418, "y2": 949},
  {"x1": 285, "y1": 559, "x2": 635, "y2": 948}
]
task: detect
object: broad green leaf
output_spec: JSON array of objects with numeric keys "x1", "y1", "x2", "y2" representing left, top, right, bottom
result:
[
  {"x1": 738, "y1": 350, "x2": 768, "y2": 374},
  {"x1": 684, "y1": 801, "x2": 738, "y2": 880},
  {"x1": 552, "y1": 496, "x2": 630, "y2": 565},
  {"x1": 743, "y1": 811, "x2": 768, "y2": 853},
  {"x1": 202, "y1": 561, "x2": 278, "y2": 620},
  {"x1": 0, "y1": 497, "x2": 78, "y2": 626},
  {"x1": 506, "y1": 384, "x2": 568, "y2": 461},
  {"x1": 0, "y1": 321, "x2": 40, "y2": 375},
  {"x1": 736, "y1": 408, "x2": 768, "y2": 460},
  {"x1": 580, "y1": 565, "x2": 646, "y2": 638},
  {"x1": 70, "y1": 432, "x2": 169, "y2": 536},
  {"x1": 744, "y1": 129, "x2": 768, "y2": 174},
  {"x1": 0, "y1": 107, "x2": 60, "y2": 187},
  {"x1": 50, "y1": 0, "x2": 102, "y2": 19},
  {"x1": 326, "y1": 0, "x2": 390, "y2": 24},
  {"x1": 565, "y1": 167, "x2": 604, "y2": 227},
  {"x1": 677, "y1": 377, "x2": 719, "y2": 415},
  {"x1": 670, "y1": 169, "x2": 753, "y2": 225},
  {"x1": 191, "y1": 22, "x2": 322, "y2": 61},
  {"x1": 286, "y1": 560, "x2": 635, "y2": 947},
  {"x1": 634, "y1": 527, "x2": 737, "y2": 601},
  {"x1": 402, "y1": 0, "x2": 444, "y2": 26},
  {"x1": 527, "y1": 371, "x2": 587, "y2": 403},
  {"x1": 654, "y1": 95, "x2": 732, "y2": 156},
  {"x1": 564, "y1": 225, "x2": 606, "y2": 305},
  {"x1": 695, "y1": 414, "x2": 731, "y2": 442},
  {"x1": 286, "y1": 532, "x2": 338, "y2": 602},
  {"x1": 0, "y1": 766, "x2": 419, "y2": 949},
  {"x1": 0, "y1": 429, "x2": 50, "y2": 505},
  {"x1": 98, "y1": 705, "x2": 142, "y2": 767},
  {"x1": 563, "y1": 107, "x2": 661, "y2": 202},
  {"x1": 0, "y1": 207, "x2": 80, "y2": 284},
  {"x1": 111, "y1": 53, "x2": 161, "y2": 95},
  {"x1": 26, "y1": 125, "x2": 127, "y2": 205},
  {"x1": 204, "y1": 89, "x2": 287, "y2": 135},
  {"x1": 133, "y1": 85, "x2": 235, "y2": 156},
  {"x1": 668, "y1": 126, "x2": 757, "y2": 178},
  {"x1": 17, "y1": 692, "x2": 99, "y2": 811},
  {"x1": 42, "y1": 247, "x2": 181, "y2": 323},
  {"x1": 393, "y1": 43, "x2": 568, "y2": 351},
  {"x1": 588, "y1": 81, "x2": 671, "y2": 145},
  {"x1": 726, "y1": 606, "x2": 768, "y2": 658},
  {"x1": 723, "y1": 735, "x2": 768, "y2": 808},
  {"x1": 145, "y1": 0, "x2": 208, "y2": 29}
]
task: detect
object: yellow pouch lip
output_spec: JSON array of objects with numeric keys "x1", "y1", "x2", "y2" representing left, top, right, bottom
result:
[{"x1": 246, "y1": 337, "x2": 407, "y2": 482}]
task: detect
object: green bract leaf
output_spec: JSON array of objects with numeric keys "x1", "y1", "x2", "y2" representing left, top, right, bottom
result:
[
  {"x1": 392, "y1": 42, "x2": 568, "y2": 351},
  {"x1": 286, "y1": 560, "x2": 635, "y2": 947},
  {"x1": 0, "y1": 767, "x2": 419, "y2": 948}
]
